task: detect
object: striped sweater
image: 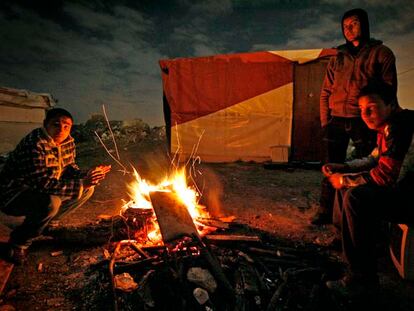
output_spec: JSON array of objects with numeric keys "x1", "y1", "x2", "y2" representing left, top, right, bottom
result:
[{"x1": 341, "y1": 109, "x2": 414, "y2": 187}]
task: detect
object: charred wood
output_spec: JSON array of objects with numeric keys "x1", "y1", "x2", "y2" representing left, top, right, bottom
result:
[{"x1": 205, "y1": 235, "x2": 261, "y2": 243}]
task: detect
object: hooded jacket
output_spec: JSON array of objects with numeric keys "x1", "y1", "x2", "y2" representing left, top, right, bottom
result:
[{"x1": 320, "y1": 8, "x2": 397, "y2": 127}]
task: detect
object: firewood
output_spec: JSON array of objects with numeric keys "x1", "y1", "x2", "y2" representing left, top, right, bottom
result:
[
  {"x1": 197, "y1": 218, "x2": 230, "y2": 229},
  {"x1": 192, "y1": 234, "x2": 235, "y2": 301},
  {"x1": 149, "y1": 191, "x2": 199, "y2": 242},
  {"x1": 114, "y1": 257, "x2": 163, "y2": 274},
  {"x1": 247, "y1": 247, "x2": 299, "y2": 260},
  {"x1": 205, "y1": 234, "x2": 261, "y2": 242},
  {"x1": 266, "y1": 281, "x2": 288, "y2": 311},
  {"x1": 259, "y1": 257, "x2": 308, "y2": 268},
  {"x1": 129, "y1": 242, "x2": 150, "y2": 259}
]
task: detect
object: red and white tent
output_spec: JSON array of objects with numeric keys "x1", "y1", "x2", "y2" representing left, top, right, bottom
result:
[{"x1": 159, "y1": 49, "x2": 336, "y2": 163}]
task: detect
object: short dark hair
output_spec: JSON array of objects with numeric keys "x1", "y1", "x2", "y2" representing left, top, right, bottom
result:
[
  {"x1": 44, "y1": 108, "x2": 73, "y2": 123},
  {"x1": 358, "y1": 81, "x2": 397, "y2": 106}
]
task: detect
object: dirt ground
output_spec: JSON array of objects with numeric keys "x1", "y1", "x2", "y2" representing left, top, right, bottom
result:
[{"x1": 1, "y1": 138, "x2": 414, "y2": 310}]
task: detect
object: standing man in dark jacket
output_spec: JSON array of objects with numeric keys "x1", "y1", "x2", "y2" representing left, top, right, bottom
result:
[
  {"x1": 0, "y1": 108, "x2": 111, "y2": 264},
  {"x1": 311, "y1": 8, "x2": 398, "y2": 225}
]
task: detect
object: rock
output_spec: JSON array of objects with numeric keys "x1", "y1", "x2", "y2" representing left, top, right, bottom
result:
[
  {"x1": 187, "y1": 267, "x2": 217, "y2": 293},
  {"x1": 114, "y1": 273, "x2": 138, "y2": 292},
  {"x1": 193, "y1": 287, "x2": 209, "y2": 305}
]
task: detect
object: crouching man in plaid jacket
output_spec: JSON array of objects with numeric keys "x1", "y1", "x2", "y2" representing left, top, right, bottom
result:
[{"x1": 0, "y1": 108, "x2": 111, "y2": 264}]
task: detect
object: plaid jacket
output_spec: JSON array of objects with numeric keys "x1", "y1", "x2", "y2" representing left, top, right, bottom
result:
[
  {"x1": 0, "y1": 128, "x2": 85, "y2": 208},
  {"x1": 342, "y1": 109, "x2": 414, "y2": 187}
]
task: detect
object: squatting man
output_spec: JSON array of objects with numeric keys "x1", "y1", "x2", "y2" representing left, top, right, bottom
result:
[{"x1": 0, "y1": 108, "x2": 111, "y2": 264}]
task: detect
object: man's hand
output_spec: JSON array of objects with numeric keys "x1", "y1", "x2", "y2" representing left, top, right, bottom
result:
[
  {"x1": 328, "y1": 173, "x2": 344, "y2": 189},
  {"x1": 84, "y1": 165, "x2": 111, "y2": 187},
  {"x1": 322, "y1": 163, "x2": 348, "y2": 177}
]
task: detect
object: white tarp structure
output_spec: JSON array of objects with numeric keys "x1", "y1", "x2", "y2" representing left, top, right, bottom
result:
[{"x1": 0, "y1": 87, "x2": 55, "y2": 154}]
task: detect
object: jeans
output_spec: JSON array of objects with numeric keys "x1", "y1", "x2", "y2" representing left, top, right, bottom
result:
[
  {"x1": 333, "y1": 183, "x2": 414, "y2": 277},
  {"x1": 2, "y1": 187, "x2": 94, "y2": 247},
  {"x1": 318, "y1": 117, "x2": 376, "y2": 216}
]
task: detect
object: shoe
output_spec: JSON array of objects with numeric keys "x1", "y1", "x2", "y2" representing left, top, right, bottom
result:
[
  {"x1": 327, "y1": 236, "x2": 342, "y2": 251},
  {"x1": 310, "y1": 212, "x2": 332, "y2": 225},
  {"x1": 7, "y1": 244, "x2": 29, "y2": 265},
  {"x1": 326, "y1": 274, "x2": 379, "y2": 299}
]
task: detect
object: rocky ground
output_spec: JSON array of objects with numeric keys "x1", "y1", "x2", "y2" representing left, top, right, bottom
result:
[{"x1": 0, "y1": 129, "x2": 414, "y2": 310}]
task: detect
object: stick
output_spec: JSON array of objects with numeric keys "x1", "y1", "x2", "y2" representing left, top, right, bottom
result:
[
  {"x1": 192, "y1": 234, "x2": 235, "y2": 298},
  {"x1": 205, "y1": 234, "x2": 261, "y2": 242},
  {"x1": 109, "y1": 242, "x2": 121, "y2": 311},
  {"x1": 102, "y1": 105, "x2": 120, "y2": 160},
  {"x1": 94, "y1": 131, "x2": 128, "y2": 174}
]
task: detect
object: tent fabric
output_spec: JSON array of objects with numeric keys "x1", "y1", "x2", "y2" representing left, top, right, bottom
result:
[
  {"x1": 171, "y1": 83, "x2": 293, "y2": 162},
  {"x1": 160, "y1": 49, "x2": 336, "y2": 163}
]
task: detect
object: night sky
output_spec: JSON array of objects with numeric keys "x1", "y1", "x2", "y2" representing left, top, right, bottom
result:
[{"x1": 1, "y1": 0, "x2": 413, "y2": 125}]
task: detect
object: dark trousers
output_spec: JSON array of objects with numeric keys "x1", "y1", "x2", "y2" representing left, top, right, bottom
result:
[
  {"x1": 333, "y1": 183, "x2": 414, "y2": 277},
  {"x1": 318, "y1": 117, "x2": 376, "y2": 216},
  {"x1": 2, "y1": 187, "x2": 94, "y2": 247}
]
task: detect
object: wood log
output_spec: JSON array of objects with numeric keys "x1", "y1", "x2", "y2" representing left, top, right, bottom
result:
[
  {"x1": 44, "y1": 219, "x2": 129, "y2": 245},
  {"x1": 197, "y1": 218, "x2": 230, "y2": 229},
  {"x1": 114, "y1": 257, "x2": 162, "y2": 274},
  {"x1": 259, "y1": 257, "x2": 308, "y2": 268},
  {"x1": 248, "y1": 247, "x2": 299, "y2": 260},
  {"x1": 149, "y1": 191, "x2": 199, "y2": 242},
  {"x1": 43, "y1": 207, "x2": 158, "y2": 245},
  {"x1": 205, "y1": 234, "x2": 261, "y2": 243},
  {"x1": 266, "y1": 281, "x2": 288, "y2": 311},
  {"x1": 192, "y1": 234, "x2": 235, "y2": 301}
]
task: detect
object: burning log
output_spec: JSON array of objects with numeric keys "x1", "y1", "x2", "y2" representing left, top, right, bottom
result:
[
  {"x1": 44, "y1": 208, "x2": 155, "y2": 245},
  {"x1": 149, "y1": 191, "x2": 200, "y2": 242}
]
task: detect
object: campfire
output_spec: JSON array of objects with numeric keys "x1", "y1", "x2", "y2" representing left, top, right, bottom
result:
[
  {"x1": 96, "y1": 165, "x2": 340, "y2": 311},
  {"x1": 63, "y1": 117, "x2": 342, "y2": 310},
  {"x1": 120, "y1": 167, "x2": 214, "y2": 246}
]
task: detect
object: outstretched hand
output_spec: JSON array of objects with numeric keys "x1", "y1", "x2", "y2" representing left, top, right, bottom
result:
[
  {"x1": 322, "y1": 163, "x2": 348, "y2": 177},
  {"x1": 328, "y1": 173, "x2": 344, "y2": 189},
  {"x1": 84, "y1": 165, "x2": 111, "y2": 187}
]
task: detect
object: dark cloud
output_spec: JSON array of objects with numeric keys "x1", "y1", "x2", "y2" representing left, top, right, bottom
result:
[{"x1": 0, "y1": 0, "x2": 413, "y2": 125}]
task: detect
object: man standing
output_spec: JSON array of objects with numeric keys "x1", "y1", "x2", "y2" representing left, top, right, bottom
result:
[
  {"x1": 312, "y1": 8, "x2": 398, "y2": 225},
  {"x1": 0, "y1": 108, "x2": 111, "y2": 264},
  {"x1": 324, "y1": 82, "x2": 414, "y2": 296}
]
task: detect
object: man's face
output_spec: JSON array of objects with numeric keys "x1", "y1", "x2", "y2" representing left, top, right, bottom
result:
[
  {"x1": 343, "y1": 15, "x2": 361, "y2": 44},
  {"x1": 45, "y1": 116, "x2": 73, "y2": 145},
  {"x1": 359, "y1": 94, "x2": 392, "y2": 130}
]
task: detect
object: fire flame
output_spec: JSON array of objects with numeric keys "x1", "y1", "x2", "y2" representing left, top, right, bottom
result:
[{"x1": 122, "y1": 167, "x2": 210, "y2": 245}]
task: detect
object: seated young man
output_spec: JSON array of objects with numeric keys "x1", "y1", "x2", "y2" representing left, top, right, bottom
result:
[
  {"x1": 322, "y1": 82, "x2": 414, "y2": 295},
  {"x1": 0, "y1": 108, "x2": 111, "y2": 264}
]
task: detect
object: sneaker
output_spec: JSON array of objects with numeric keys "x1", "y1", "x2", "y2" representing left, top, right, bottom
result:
[
  {"x1": 7, "y1": 244, "x2": 29, "y2": 265},
  {"x1": 326, "y1": 274, "x2": 379, "y2": 299},
  {"x1": 327, "y1": 236, "x2": 342, "y2": 251},
  {"x1": 310, "y1": 212, "x2": 332, "y2": 225}
]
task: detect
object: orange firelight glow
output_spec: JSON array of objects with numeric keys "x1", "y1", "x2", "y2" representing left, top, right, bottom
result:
[{"x1": 122, "y1": 167, "x2": 210, "y2": 245}]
